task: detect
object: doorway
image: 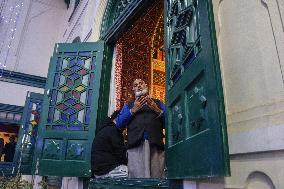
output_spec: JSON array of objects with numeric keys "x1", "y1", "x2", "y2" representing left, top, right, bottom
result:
[{"x1": 111, "y1": 0, "x2": 165, "y2": 109}]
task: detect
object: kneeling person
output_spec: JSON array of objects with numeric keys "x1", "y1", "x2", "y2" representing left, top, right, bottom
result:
[{"x1": 91, "y1": 111, "x2": 128, "y2": 178}]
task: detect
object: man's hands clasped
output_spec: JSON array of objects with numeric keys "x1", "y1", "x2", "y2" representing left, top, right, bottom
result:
[{"x1": 131, "y1": 96, "x2": 162, "y2": 115}]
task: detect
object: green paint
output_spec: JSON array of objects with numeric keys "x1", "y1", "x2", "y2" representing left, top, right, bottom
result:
[
  {"x1": 165, "y1": 0, "x2": 230, "y2": 178},
  {"x1": 14, "y1": 92, "x2": 43, "y2": 175},
  {"x1": 0, "y1": 70, "x2": 46, "y2": 88},
  {"x1": 33, "y1": 41, "x2": 106, "y2": 177}
]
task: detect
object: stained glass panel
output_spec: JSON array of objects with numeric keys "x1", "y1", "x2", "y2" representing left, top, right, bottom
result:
[
  {"x1": 35, "y1": 41, "x2": 106, "y2": 177},
  {"x1": 46, "y1": 49, "x2": 99, "y2": 131}
]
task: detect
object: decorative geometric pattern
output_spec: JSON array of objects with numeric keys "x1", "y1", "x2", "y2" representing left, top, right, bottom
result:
[
  {"x1": 27, "y1": 101, "x2": 42, "y2": 145},
  {"x1": 167, "y1": 0, "x2": 201, "y2": 87},
  {"x1": 115, "y1": 0, "x2": 163, "y2": 107},
  {"x1": 153, "y1": 71, "x2": 165, "y2": 86},
  {"x1": 152, "y1": 59, "x2": 165, "y2": 72},
  {"x1": 48, "y1": 53, "x2": 96, "y2": 131}
]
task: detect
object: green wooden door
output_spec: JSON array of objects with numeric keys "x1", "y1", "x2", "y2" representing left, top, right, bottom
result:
[
  {"x1": 33, "y1": 41, "x2": 108, "y2": 177},
  {"x1": 14, "y1": 92, "x2": 43, "y2": 175},
  {"x1": 165, "y1": 0, "x2": 230, "y2": 178}
]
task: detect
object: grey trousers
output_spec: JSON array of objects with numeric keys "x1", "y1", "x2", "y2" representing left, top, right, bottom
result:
[{"x1": 127, "y1": 140, "x2": 165, "y2": 178}]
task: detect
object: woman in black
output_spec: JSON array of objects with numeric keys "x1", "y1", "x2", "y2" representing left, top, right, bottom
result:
[{"x1": 91, "y1": 110, "x2": 127, "y2": 178}]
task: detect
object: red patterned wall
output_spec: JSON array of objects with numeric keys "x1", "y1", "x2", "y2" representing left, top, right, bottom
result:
[{"x1": 115, "y1": 0, "x2": 163, "y2": 108}]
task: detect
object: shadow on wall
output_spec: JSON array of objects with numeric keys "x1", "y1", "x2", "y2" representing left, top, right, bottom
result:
[{"x1": 245, "y1": 171, "x2": 275, "y2": 189}]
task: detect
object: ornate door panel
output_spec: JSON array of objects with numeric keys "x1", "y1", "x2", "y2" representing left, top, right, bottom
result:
[
  {"x1": 14, "y1": 92, "x2": 43, "y2": 175},
  {"x1": 165, "y1": 0, "x2": 230, "y2": 178},
  {"x1": 34, "y1": 41, "x2": 106, "y2": 177}
]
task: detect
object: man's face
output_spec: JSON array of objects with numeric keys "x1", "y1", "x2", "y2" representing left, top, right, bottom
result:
[{"x1": 132, "y1": 79, "x2": 148, "y2": 97}]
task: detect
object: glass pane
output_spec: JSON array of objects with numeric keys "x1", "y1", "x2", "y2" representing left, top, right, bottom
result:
[
  {"x1": 69, "y1": 113, "x2": 77, "y2": 123},
  {"x1": 65, "y1": 107, "x2": 76, "y2": 115},
  {"x1": 51, "y1": 90, "x2": 57, "y2": 106},
  {"x1": 73, "y1": 103, "x2": 83, "y2": 110},
  {"x1": 79, "y1": 69, "x2": 87, "y2": 76},
  {"x1": 72, "y1": 91, "x2": 80, "y2": 100},
  {"x1": 84, "y1": 58, "x2": 91, "y2": 69},
  {"x1": 56, "y1": 91, "x2": 63, "y2": 104},
  {"x1": 89, "y1": 73, "x2": 94, "y2": 86},
  {"x1": 77, "y1": 58, "x2": 85, "y2": 67},
  {"x1": 87, "y1": 90, "x2": 92, "y2": 106},
  {"x1": 66, "y1": 98, "x2": 76, "y2": 106},
  {"x1": 91, "y1": 57, "x2": 96, "y2": 70},
  {"x1": 61, "y1": 113, "x2": 68, "y2": 122},
  {"x1": 54, "y1": 109, "x2": 60, "y2": 122},
  {"x1": 70, "y1": 65, "x2": 81, "y2": 72},
  {"x1": 47, "y1": 107, "x2": 54, "y2": 123},
  {"x1": 78, "y1": 110, "x2": 84, "y2": 123},
  {"x1": 80, "y1": 91, "x2": 87, "y2": 104},
  {"x1": 69, "y1": 57, "x2": 77, "y2": 67},
  {"x1": 59, "y1": 75, "x2": 66, "y2": 86},
  {"x1": 74, "y1": 78, "x2": 82, "y2": 86},
  {"x1": 66, "y1": 78, "x2": 73, "y2": 87},
  {"x1": 62, "y1": 58, "x2": 69, "y2": 69},
  {"x1": 69, "y1": 73, "x2": 80, "y2": 80},
  {"x1": 56, "y1": 57, "x2": 62, "y2": 71},
  {"x1": 82, "y1": 75, "x2": 89, "y2": 86},
  {"x1": 85, "y1": 108, "x2": 91, "y2": 124},
  {"x1": 29, "y1": 113, "x2": 34, "y2": 121},
  {"x1": 0, "y1": 112, "x2": 6, "y2": 119}
]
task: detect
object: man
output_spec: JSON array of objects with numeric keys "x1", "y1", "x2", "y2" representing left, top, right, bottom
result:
[
  {"x1": 115, "y1": 79, "x2": 165, "y2": 178},
  {"x1": 91, "y1": 110, "x2": 128, "y2": 178},
  {"x1": 3, "y1": 136, "x2": 16, "y2": 162}
]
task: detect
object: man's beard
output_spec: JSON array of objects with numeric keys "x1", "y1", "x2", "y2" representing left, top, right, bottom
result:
[{"x1": 135, "y1": 88, "x2": 148, "y2": 97}]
